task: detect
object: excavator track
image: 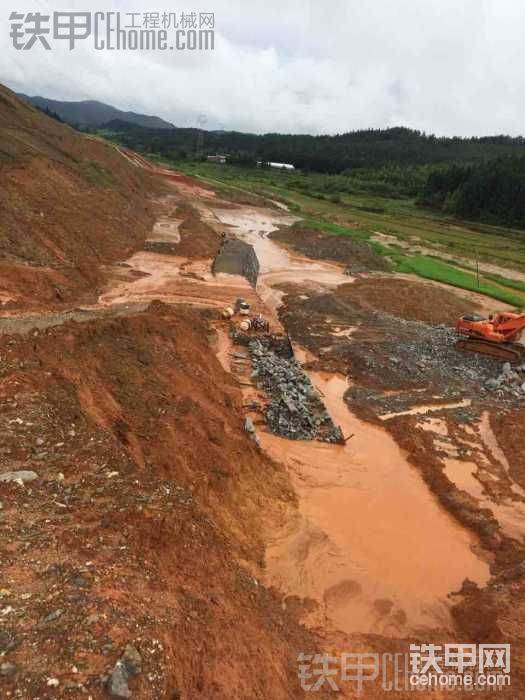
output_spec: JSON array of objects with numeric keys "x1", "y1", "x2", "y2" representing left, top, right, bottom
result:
[{"x1": 455, "y1": 338, "x2": 524, "y2": 363}]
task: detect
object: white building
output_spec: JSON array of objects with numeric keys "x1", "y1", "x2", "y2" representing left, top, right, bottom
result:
[
  {"x1": 268, "y1": 162, "x2": 295, "y2": 170},
  {"x1": 257, "y1": 161, "x2": 295, "y2": 170}
]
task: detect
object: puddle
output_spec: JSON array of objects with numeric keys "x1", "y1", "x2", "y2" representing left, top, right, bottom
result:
[
  {"x1": 479, "y1": 411, "x2": 510, "y2": 472},
  {"x1": 261, "y1": 369, "x2": 490, "y2": 636},
  {"x1": 489, "y1": 501, "x2": 525, "y2": 541},
  {"x1": 380, "y1": 399, "x2": 471, "y2": 421},
  {"x1": 99, "y1": 251, "x2": 273, "y2": 318},
  {"x1": 444, "y1": 460, "x2": 485, "y2": 500},
  {"x1": 444, "y1": 451, "x2": 525, "y2": 542}
]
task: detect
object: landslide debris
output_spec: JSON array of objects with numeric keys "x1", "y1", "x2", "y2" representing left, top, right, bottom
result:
[{"x1": 277, "y1": 280, "x2": 525, "y2": 411}]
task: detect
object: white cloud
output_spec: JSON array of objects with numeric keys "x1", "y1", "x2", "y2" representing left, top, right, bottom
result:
[{"x1": 2, "y1": 0, "x2": 525, "y2": 136}]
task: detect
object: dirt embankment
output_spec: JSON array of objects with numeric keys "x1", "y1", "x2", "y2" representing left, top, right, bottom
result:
[
  {"x1": 337, "y1": 276, "x2": 482, "y2": 325},
  {"x1": 490, "y1": 409, "x2": 525, "y2": 490},
  {"x1": 175, "y1": 203, "x2": 222, "y2": 259},
  {"x1": 271, "y1": 222, "x2": 391, "y2": 272},
  {"x1": 0, "y1": 85, "x2": 159, "y2": 309},
  {"x1": 0, "y1": 302, "x2": 328, "y2": 699}
]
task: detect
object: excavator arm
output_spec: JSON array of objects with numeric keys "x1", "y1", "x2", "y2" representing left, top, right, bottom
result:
[{"x1": 491, "y1": 313, "x2": 525, "y2": 342}]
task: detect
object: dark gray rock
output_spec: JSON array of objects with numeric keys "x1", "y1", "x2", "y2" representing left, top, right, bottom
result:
[
  {"x1": 107, "y1": 661, "x2": 131, "y2": 698},
  {"x1": 122, "y1": 645, "x2": 142, "y2": 676},
  {"x1": 212, "y1": 240, "x2": 259, "y2": 287},
  {"x1": 0, "y1": 662, "x2": 16, "y2": 677},
  {"x1": 247, "y1": 339, "x2": 343, "y2": 443},
  {"x1": 106, "y1": 645, "x2": 142, "y2": 698},
  {"x1": 485, "y1": 378, "x2": 501, "y2": 391}
]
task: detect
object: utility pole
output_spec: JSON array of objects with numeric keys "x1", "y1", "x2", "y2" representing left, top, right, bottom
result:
[{"x1": 195, "y1": 114, "x2": 207, "y2": 160}]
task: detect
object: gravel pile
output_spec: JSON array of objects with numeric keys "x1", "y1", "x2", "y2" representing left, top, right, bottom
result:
[
  {"x1": 354, "y1": 316, "x2": 513, "y2": 389},
  {"x1": 380, "y1": 322, "x2": 497, "y2": 383},
  {"x1": 396, "y1": 323, "x2": 525, "y2": 402},
  {"x1": 485, "y1": 361, "x2": 525, "y2": 398},
  {"x1": 248, "y1": 339, "x2": 344, "y2": 442}
]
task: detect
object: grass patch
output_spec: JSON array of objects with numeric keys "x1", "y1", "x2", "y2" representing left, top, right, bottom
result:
[
  {"x1": 304, "y1": 218, "x2": 371, "y2": 241},
  {"x1": 484, "y1": 272, "x2": 525, "y2": 293},
  {"x1": 396, "y1": 256, "x2": 525, "y2": 307},
  {"x1": 82, "y1": 160, "x2": 115, "y2": 187}
]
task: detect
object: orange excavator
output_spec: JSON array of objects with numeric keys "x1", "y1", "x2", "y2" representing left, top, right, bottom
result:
[{"x1": 456, "y1": 311, "x2": 525, "y2": 362}]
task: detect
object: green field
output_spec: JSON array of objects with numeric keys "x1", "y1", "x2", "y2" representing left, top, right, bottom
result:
[{"x1": 156, "y1": 158, "x2": 525, "y2": 309}]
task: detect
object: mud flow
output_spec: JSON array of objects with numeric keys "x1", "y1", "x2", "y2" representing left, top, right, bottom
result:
[
  {"x1": 189, "y1": 203, "x2": 495, "y2": 640},
  {"x1": 103, "y1": 191, "x2": 520, "y2": 647},
  {"x1": 262, "y1": 368, "x2": 489, "y2": 637},
  {"x1": 5, "y1": 153, "x2": 520, "y2": 697}
]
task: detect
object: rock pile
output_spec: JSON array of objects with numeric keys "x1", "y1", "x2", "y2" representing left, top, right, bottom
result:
[
  {"x1": 231, "y1": 329, "x2": 293, "y2": 358},
  {"x1": 485, "y1": 361, "x2": 525, "y2": 398},
  {"x1": 248, "y1": 339, "x2": 344, "y2": 443}
]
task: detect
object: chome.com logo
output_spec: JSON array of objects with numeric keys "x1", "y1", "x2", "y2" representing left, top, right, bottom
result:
[
  {"x1": 9, "y1": 11, "x2": 215, "y2": 51},
  {"x1": 297, "y1": 643, "x2": 511, "y2": 693}
]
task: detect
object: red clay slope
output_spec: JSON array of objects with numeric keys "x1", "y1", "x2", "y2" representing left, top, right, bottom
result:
[{"x1": 0, "y1": 84, "x2": 157, "y2": 309}]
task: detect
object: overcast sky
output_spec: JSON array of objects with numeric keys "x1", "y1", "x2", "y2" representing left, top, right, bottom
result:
[{"x1": 2, "y1": 0, "x2": 525, "y2": 136}]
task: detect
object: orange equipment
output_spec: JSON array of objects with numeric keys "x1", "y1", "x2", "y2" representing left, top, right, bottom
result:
[{"x1": 455, "y1": 312, "x2": 525, "y2": 362}]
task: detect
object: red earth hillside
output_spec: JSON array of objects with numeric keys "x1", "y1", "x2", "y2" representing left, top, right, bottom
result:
[{"x1": 0, "y1": 84, "x2": 159, "y2": 309}]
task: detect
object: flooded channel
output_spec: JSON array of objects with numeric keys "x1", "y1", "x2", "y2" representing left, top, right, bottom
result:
[
  {"x1": 260, "y1": 370, "x2": 490, "y2": 636},
  {"x1": 107, "y1": 198, "x2": 494, "y2": 638}
]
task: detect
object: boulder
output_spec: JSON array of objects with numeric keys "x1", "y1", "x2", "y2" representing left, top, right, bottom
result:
[{"x1": 0, "y1": 470, "x2": 38, "y2": 484}]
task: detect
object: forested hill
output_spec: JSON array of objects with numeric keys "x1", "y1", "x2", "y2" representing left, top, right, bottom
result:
[
  {"x1": 18, "y1": 95, "x2": 174, "y2": 130},
  {"x1": 101, "y1": 122, "x2": 525, "y2": 173},
  {"x1": 420, "y1": 156, "x2": 525, "y2": 227}
]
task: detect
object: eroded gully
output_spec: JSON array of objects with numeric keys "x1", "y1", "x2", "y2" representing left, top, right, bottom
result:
[{"x1": 206, "y1": 204, "x2": 490, "y2": 639}]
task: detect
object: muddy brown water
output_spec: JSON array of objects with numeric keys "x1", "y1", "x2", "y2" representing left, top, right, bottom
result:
[
  {"x1": 441, "y1": 412, "x2": 525, "y2": 543},
  {"x1": 97, "y1": 200, "x2": 495, "y2": 638},
  {"x1": 260, "y1": 370, "x2": 489, "y2": 637},
  {"x1": 200, "y1": 207, "x2": 492, "y2": 637}
]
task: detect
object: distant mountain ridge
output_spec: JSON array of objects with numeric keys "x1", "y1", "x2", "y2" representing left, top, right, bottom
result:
[{"x1": 17, "y1": 93, "x2": 174, "y2": 130}]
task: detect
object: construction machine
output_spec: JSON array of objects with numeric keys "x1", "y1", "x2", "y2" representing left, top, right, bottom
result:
[{"x1": 455, "y1": 311, "x2": 525, "y2": 362}]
